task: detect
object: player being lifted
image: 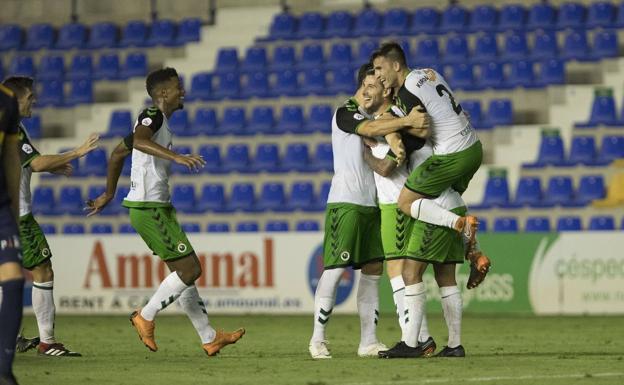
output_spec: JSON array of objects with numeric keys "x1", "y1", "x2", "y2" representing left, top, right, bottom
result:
[
  {"x1": 309, "y1": 63, "x2": 429, "y2": 359},
  {"x1": 3, "y1": 77, "x2": 96, "y2": 357},
  {"x1": 371, "y1": 42, "x2": 490, "y2": 289},
  {"x1": 85, "y1": 67, "x2": 244, "y2": 356}
]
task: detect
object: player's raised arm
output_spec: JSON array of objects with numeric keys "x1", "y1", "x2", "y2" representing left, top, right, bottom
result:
[
  {"x1": 133, "y1": 125, "x2": 206, "y2": 172},
  {"x1": 357, "y1": 107, "x2": 430, "y2": 137},
  {"x1": 29, "y1": 133, "x2": 99, "y2": 173},
  {"x1": 362, "y1": 140, "x2": 399, "y2": 178}
]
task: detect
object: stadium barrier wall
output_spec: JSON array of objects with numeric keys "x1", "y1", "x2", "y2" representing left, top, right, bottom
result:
[{"x1": 23, "y1": 233, "x2": 624, "y2": 315}]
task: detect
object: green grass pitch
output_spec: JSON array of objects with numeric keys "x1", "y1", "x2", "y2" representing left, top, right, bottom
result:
[{"x1": 14, "y1": 314, "x2": 624, "y2": 385}]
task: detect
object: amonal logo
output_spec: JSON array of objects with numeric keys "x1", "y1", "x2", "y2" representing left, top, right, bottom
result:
[{"x1": 307, "y1": 244, "x2": 355, "y2": 306}]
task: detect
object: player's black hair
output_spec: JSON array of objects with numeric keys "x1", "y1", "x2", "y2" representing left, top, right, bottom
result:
[
  {"x1": 2, "y1": 76, "x2": 34, "y2": 97},
  {"x1": 356, "y1": 62, "x2": 375, "y2": 89},
  {"x1": 145, "y1": 67, "x2": 179, "y2": 98},
  {"x1": 370, "y1": 41, "x2": 408, "y2": 67}
]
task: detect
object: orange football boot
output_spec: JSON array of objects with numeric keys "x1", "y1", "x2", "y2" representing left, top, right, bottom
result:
[
  {"x1": 466, "y1": 251, "x2": 491, "y2": 290},
  {"x1": 130, "y1": 310, "x2": 157, "y2": 352},
  {"x1": 202, "y1": 328, "x2": 245, "y2": 356}
]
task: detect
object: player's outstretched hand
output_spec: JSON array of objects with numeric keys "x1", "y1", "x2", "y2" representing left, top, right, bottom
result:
[
  {"x1": 76, "y1": 133, "x2": 100, "y2": 157},
  {"x1": 84, "y1": 193, "x2": 113, "y2": 217},
  {"x1": 50, "y1": 163, "x2": 73, "y2": 177},
  {"x1": 174, "y1": 154, "x2": 206, "y2": 173},
  {"x1": 405, "y1": 108, "x2": 430, "y2": 130}
]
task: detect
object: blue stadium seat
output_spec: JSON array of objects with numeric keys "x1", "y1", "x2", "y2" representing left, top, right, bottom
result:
[
  {"x1": 587, "y1": 2, "x2": 615, "y2": 28},
  {"x1": 527, "y1": 2, "x2": 556, "y2": 30},
  {"x1": 244, "y1": 71, "x2": 270, "y2": 98},
  {"x1": 187, "y1": 72, "x2": 213, "y2": 101},
  {"x1": 616, "y1": 2, "x2": 624, "y2": 28},
  {"x1": 228, "y1": 183, "x2": 257, "y2": 212},
  {"x1": 172, "y1": 184, "x2": 197, "y2": 214},
  {"x1": 514, "y1": 176, "x2": 546, "y2": 207},
  {"x1": 257, "y1": 182, "x2": 290, "y2": 212},
  {"x1": 86, "y1": 185, "x2": 105, "y2": 204},
  {"x1": 37, "y1": 81, "x2": 64, "y2": 108},
  {"x1": 9, "y1": 56, "x2": 35, "y2": 78},
  {"x1": 301, "y1": 68, "x2": 328, "y2": 96},
  {"x1": 119, "y1": 21, "x2": 148, "y2": 47},
  {"x1": 119, "y1": 224, "x2": 136, "y2": 233},
  {"x1": 591, "y1": 30, "x2": 618, "y2": 59},
  {"x1": 576, "y1": 175, "x2": 605, "y2": 204},
  {"x1": 557, "y1": 2, "x2": 586, "y2": 30},
  {"x1": 479, "y1": 62, "x2": 507, "y2": 90},
  {"x1": 443, "y1": 35, "x2": 468, "y2": 64},
  {"x1": 498, "y1": 4, "x2": 526, "y2": 31},
  {"x1": 411, "y1": 38, "x2": 439, "y2": 67},
  {"x1": 271, "y1": 45, "x2": 296, "y2": 72},
  {"x1": 382, "y1": 8, "x2": 409, "y2": 35},
  {"x1": 356, "y1": 40, "x2": 378, "y2": 65},
  {"x1": 83, "y1": 148, "x2": 107, "y2": 176},
  {"x1": 67, "y1": 79, "x2": 93, "y2": 106},
  {"x1": 557, "y1": 216, "x2": 582, "y2": 231},
  {"x1": 224, "y1": 143, "x2": 252, "y2": 173},
  {"x1": 195, "y1": 108, "x2": 218, "y2": 136},
  {"x1": 198, "y1": 144, "x2": 224, "y2": 174},
  {"x1": 276, "y1": 105, "x2": 304, "y2": 134},
  {"x1": 506, "y1": 60, "x2": 536, "y2": 88},
  {"x1": 88, "y1": 22, "x2": 117, "y2": 49},
  {"x1": 181, "y1": 223, "x2": 200, "y2": 233},
  {"x1": 269, "y1": 13, "x2": 297, "y2": 40},
  {"x1": 525, "y1": 217, "x2": 551, "y2": 232},
  {"x1": 176, "y1": 18, "x2": 201, "y2": 44},
  {"x1": 478, "y1": 218, "x2": 488, "y2": 232},
  {"x1": 536, "y1": 59, "x2": 565, "y2": 86},
  {"x1": 353, "y1": 9, "x2": 382, "y2": 36},
  {"x1": 305, "y1": 104, "x2": 332, "y2": 133},
  {"x1": 22, "y1": 115, "x2": 42, "y2": 138},
  {"x1": 440, "y1": 5, "x2": 469, "y2": 33},
  {"x1": 325, "y1": 11, "x2": 353, "y2": 38},
  {"x1": 170, "y1": 145, "x2": 193, "y2": 175},
  {"x1": 215, "y1": 47, "x2": 239, "y2": 74},
  {"x1": 311, "y1": 181, "x2": 331, "y2": 212},
  {"x1": 198, "y1": 183, "x2": 229, "y2": 213},
  {"x1": 568, "y1": 136, "x2": 598, "y2": 166},
  {"x1": 58, "y1": 186, "x2": 84, "y2": 215},
  {"x1": 91, "y1": 223, "x2": 113, "y2": 234},
  {"x1": 63, "y1": 223, "x2": 85, "y2": 234},
  {"x1": 296, "y1": 220, "x2": 320, "y2": 232},
  {"x1": 68, "y1": 54, "x2": 93, "y2": 80},
  {"x1": 122, "y1": 52, "x2": 147, "y2": 79},
  {"x1": 214, "y1": 72, "x2": 241, "y2": 99},
  {"x1": 313, "y1": 143, "x2": 333, "y2": 172},
  {"x1": 447, "y1": 63, "x2": 477, "y2": 91},
  {"x1": 56, "y1": 22, "x2": 87, "y2": 49},
  {"x1": 94, "y1": 54, "x2": 120, "y2": 80},
  {"x1": 461, "y1": 100, "x2": 491, "y2": 129},
  {"x1": 241, "y1": 47, "x2": 267, "y2": 73},
  {"x1": 253, "y1": 143, "x2": 281, "y2": 173},
  {"x1": 561, "y1": 31, "x2": 591, "y2": 61},
  {"x1": 545, "y1": 176, "x2": 575, "y2": 206},
  {"x1": 478, "y1": 175, "x2": 510, "y2": 208},
  {"x1": 271, "y1": 69, "x2": 298, "y2": 97},
  {"x1": 469, "y1": 5, "x2": 498, "y2": 32},
  {"x1": 329, "y1": 67, "x2": 356, "y2": 95},
  {"x1": 523, "y1": 132, "x2": 565, "y2": 167},
  {"x1": 502, "y1": 32, "x2": 529, "y2": 62},
  {"x1": 236, "y1": 221, "x2": 259, "y2": 232},
  {"x1": 410, "y1": 8, "x2": 440, "y2": 34},
  {"x1": 38, "y1": 55, "x2": 64, "y2": 81},
  {"x1": 575, "y1": 91, "x2": 618, "y2": 128},
  {"x1": 485, "y1": 99, "x2": 513, "y2": 126},
  {"x1": 598, "y1": 136, "x2": 624, "y2": 163},
  {"x1": 283, "y1": 143, "x2": 311, "y2": 172},
  {"x1": 298, "y1": 43, "x2": 324, "y2": 70},
  {"x1": 493, "y1": 217, "x2": 518, "y2": 232},
  {"x1": 106, "y1": 110, "x2": 132, "y2": 138},
  {"x1": 207, "y1": 223, "x2": 230, "y2": 233},
  {"x1": 589, "y1": 215, "x2": 615, "y2": 231},
  {"x1": 326, "y1": 43, "x2": 352, "y2": 70},
  {"x1": 219, "y1": 107, "x2": 247, "y2": 136},
  {"x1": 169, "y1": 110, "x2": 190, "y2": 136},
  {"x1": 531, "y1": 30, "x2": 558, "y2": 60},
  {"x1": 248, "y1": 106, "x2": 275, "y2": 135},
  {"x1": 0, "y1": 24, "x2": 23, "y2": 51},
  {"x1": 265, "y1": 221, "x2": 289, "y2": 232},
  {"x1": 104, "y1": 186, "x2": 129, "y2": 216},
  {"x1": 25, "y1": 23, "x2": 55, "y2": 50},
  {"x1": 147, "y1": 19, "x2": 177, "y2": 47},
  {"x1": 288, "y1": 181, "x2": 315, "y2": 211},
  {"x1": 472, "y1": 34, "x2": 498, "y2": 63},
  {"x1": 297, "y1": 12, "x2": 324, "y2": 39},
  {"x1": 32, "y1": 186, "x2": 56, "y2": 216}
]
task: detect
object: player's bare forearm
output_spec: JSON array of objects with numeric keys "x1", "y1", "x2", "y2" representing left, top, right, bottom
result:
[
  {"x1": 30, "y1": 151, "x2": 79, "y2": 173},
  {"x1": 404, "y1": 127, "x2": 430, "y2": 139},
  {"x1": 363, "y1": 146, "x2": 397, "y2": 177},
  {"x1": 385, "y1": 133, "x2": 406, "y2": 164},
  {"x1": 357, "y1": 117, "x2": 407, "y2": 137},
  {"x1": 133, "y1": 137, "x2": 178, "y2": 161},
  {"x1": 2, "y1": 135, "x2": 21, "y2": 219},
  {"x1": 104, "y1": 142, "x2": 131, "y2": 197}
]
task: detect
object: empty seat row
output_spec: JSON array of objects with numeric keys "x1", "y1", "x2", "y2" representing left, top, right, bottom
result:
[
  {"x1": 32, "y1": 181, "x2": 331, "y2": 216},
  {"x1": 576, "y1": 88, "x2": 624, "y2": 128},
  {"x1": 3, "y1": 52, "x2": 147, "y2": 82},
  {"x1": 480, "y1": 215, "x2": 624, "y2": 232},
  {"x1": 264, "y1": 3, "x2": 624, "y2": 40},
  {"x1": 0, "y1": 18, "x2": 201, "y2": 51}
]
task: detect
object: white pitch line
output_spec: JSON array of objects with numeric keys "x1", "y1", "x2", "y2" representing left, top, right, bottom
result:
[{"x1": 344, "y1": 372, "x2": 624, "y2": 385}]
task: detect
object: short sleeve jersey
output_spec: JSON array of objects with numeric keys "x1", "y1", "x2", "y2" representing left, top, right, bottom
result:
[
  {"x1": 123, "y1": 106, "x2": 173, "y2": 207},
  {"x1": 395, "y1": 68, "x2": 478, "y2": 155},
  {"x1": 0, "y1": 85, "x2": 20, "y2": 209},
  {"x1": 17, "y1": 123, "x2": 41, "y2": 217},
  {"x1": 327, "y1": 98, "x2": 377, "y2": 207}
]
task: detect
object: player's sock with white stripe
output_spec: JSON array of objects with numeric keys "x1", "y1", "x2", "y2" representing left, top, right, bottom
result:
[
  {"x1": 419, "y1": 312, "x2": 431, "y2": 343},
  {"x1": 410, "y1": 199, "x2": 459, "y2": 230},
  {"x1": 390, "y1": 276, "x2": 407, "y2": 341},
  {"x1": 0, "y1": 278, "x2": 24, "y2": 377},
  {"x1": 141, "y1": 272, "x2": 189, "y2": 321},
  {"x1": 32, "y1": 281, "x2": 55, "y2": 344},
  {"x1": 440, "y1": 286, "x2": 462, "y2": 348},
  {"x1": 311, "y1": 268, "x2": 344, "y2": 343},
  {"x1": 404, "y1": 282, "x2": 426, "y2": 348},
  {"x1": 178, "y1": 285, "x2": 216, "y2": 344},
  {"x1": 357, "y1": 273, "x2": 381, "y2": 347}
]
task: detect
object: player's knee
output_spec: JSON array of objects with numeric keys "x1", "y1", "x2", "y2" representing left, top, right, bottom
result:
[
  {"x1": 397, "y1": 198, "x2": 412, "y2": 217},
  {"x1": 361, "y1": 261, "x2": 383, "y2": 276},
  {"x1": 32, "y1": 260, "x2": 54, "y2": 282}
]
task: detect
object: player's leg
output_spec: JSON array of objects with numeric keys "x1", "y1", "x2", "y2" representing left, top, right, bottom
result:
[
  {"x1": 386, "y1": 259, "x2": 407, "y2": 339},
  {"x1": 433, "y1": 263, "x2": 465, "y2": 357},
  {"x1": 309, "y1": 266, "x2": 346, "y2": 358},
  {"x1": 357, "y1": 261, "x2": 385, "y2": 356}
]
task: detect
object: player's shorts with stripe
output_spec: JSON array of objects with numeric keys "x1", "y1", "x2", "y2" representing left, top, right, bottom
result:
[
  {"x1": 0, "y1": 205, "x2": 22, "y2": 266},
  {"x1": 405, "y1": 206, "x2": 467, "y2": 264},
  {"x1": 380, "y1": 203, "x2": 414, "y2": 260},
  {"x1": 128, "y1": 205, "x2": 194, "y2": 261},
  {"x1": 323, "y1": 203, "x2": 383, "y2": 269},
  {"x1": 405, "y1": 141, "x2": 483, "y2": 198},
  {"x1": 19, "y1": 213, "x2": 52, "y2": 269}
]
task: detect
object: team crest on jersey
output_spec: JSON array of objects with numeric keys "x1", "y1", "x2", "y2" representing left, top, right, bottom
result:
[
  {"x1": 353, "y1": 113, "x2": 365, "y2": 121},
  {"x1": 141, "y1": 117, "x2": 153, "y2": 126},
  {"x1": 340, "y1": 251, "x2": 350, "y2": 261},
  {"x1": 177, "y1": 242, "x2": 188, "y2": 253},
  {"x1": 22, "y1": 143, "x2": 33, "y2": 154},
  {"x1": 423, "y1": 68, "x2": 437, "y2": 82},
  {"x1": 41, "y1": 248, "x2": 50, "y2": 258}
]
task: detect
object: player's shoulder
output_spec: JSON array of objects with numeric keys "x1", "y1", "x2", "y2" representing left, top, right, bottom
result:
[
  {"x1": 338, "y1": 98, "x2": 360, "y2": 112},
  {"x1": 137, "y1": 106, "x2": 164, "y2": 128},
  {"x1": 405, "y1": 68, "x2": 443, "y2": 89}
]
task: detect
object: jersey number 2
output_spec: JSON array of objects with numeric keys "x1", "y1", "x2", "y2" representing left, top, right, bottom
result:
[{"x1": 436, "y1": 84, "x2": 462, "y2": 115}]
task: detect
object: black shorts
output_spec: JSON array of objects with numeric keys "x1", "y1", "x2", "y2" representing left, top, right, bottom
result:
[{"x1": 0, "y1": 205, "x2": 22, "y2": 266}]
